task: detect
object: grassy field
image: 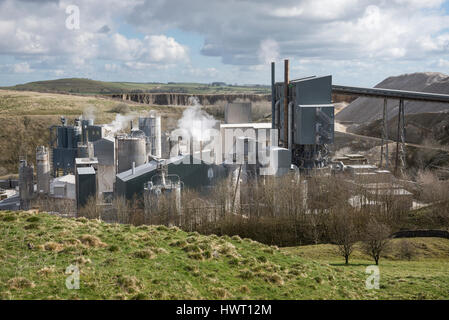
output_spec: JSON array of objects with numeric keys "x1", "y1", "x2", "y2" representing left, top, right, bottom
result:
[
  {"x1": 1, "y1": 78, "x2": 270, "y2": 95},
  {"x1": 1, "y1": 210, "x2": 448, "y2": 300},
  {"x1": 0, "y1": 89, "x2": 184, "y2": 175}
]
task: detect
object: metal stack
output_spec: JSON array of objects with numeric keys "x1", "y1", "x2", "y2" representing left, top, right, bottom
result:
[
  {"x1": 138, "y1": 115, "x2": 162, "y2": 158},
  {"x1": 36, "y1": 146, "x2": 50, "y2": 194},
  {"x1": 19, "y1": 159, "x2": 34, "y2": 210}
]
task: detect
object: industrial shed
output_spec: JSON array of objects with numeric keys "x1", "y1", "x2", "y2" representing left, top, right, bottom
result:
[{"x1": 115, "y1": 151, "x2": 229, "y2": 200}]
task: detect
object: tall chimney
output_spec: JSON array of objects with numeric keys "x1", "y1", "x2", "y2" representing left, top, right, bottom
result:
[
  {"x1": 284, "y1": 59, "x2": 289, "y2": 148},
  {"x1": 271, "y1": 62, "x2": 275, "y2": 129}
]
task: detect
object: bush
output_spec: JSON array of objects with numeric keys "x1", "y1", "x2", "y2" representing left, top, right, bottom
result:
[{"x1": 110, "y1": 103, "x2": 130, "y2": 114}]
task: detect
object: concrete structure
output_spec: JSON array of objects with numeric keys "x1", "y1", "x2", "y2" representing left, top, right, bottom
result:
[
  {"x1": 50, "y1": 175, "x2": 76, "y2": 200},
  {"x1": 260, "y1": 147, "x2": 292, "y2": 177},
  {"x1": 76, "y1": 166, "x2": 97, "y2": 209},
  {"x1": 93, "y1": 137, "x2": 115, "y2": 198},
  {"x1": 19, "y1": 159, "x2": 34, "y2": 210},
  {"x1": 225, "y1": 102, "x2": 252, "y2": 124},
  {"x1": 139, "y1": 115, "x2": 162, "y2": 158},
  {"x1": 36, "y1": 146, "x2": 50, "y2": 194},
  {"x1": 116, "y1": 136, "x2": 147, "y2": 174}
]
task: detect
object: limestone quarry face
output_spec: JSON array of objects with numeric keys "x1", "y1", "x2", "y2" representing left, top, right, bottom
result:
[
  {"x1": 112, "y1": 93, "x2": 354, "y2": 107},
  {"x1": 111, "y1": 93, "x2": 271, "y2": 106},
  {"x1": 336, "y1": 72, "x2": 449, "y2": 124}
]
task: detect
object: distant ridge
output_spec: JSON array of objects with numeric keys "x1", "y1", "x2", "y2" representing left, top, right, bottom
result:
[
  {"x1": 336, "y1": 72, "x2": 449, "y2": 124},
  {"x1": 0, "y1": 78, "x2": 269, "y2": 95}
]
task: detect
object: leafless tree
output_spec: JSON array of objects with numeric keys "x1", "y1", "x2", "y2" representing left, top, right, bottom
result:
[
  {"x1": 78, "y1": 196, "x2": 100, "y2": 219},
  {"x1": 362, "y1": 217, "x2": 391, "y2": 265},
  {"x1": 328, "y1": 210, "x2": 360, "y2": 265}
]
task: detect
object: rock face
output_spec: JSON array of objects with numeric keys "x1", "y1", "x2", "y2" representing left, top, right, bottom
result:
[
  {"x1": 111, "y1": 93, "x2": 271, "y2": 106},
  {"x1": 112, "y1": 92, "x2": 356, "y2": 106},
  {"x1": 336, "y1": 72, "x2": 449, "y2": 124}
]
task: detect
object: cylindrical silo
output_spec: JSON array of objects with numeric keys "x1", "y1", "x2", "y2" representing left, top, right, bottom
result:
[
  {"x1": 138, "y1": 115, "x2": 162, "y2": 158},
  {"x1": 36, "y1": 146, "x2": 50, "y2": 194},
  {"x1": 117, "y1": 137, "x2": 147, "y2": 173},
  {"x1": 19, "y1": 159, "x2": 34, "y2": 210}
]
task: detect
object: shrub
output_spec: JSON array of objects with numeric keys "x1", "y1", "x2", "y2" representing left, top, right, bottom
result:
[
  {"x1": 110, "y1": 103, "x2": 130, "y2": 114},
  {"x1": 8, "y1": 277, "x2": 35, "y2": 290}
]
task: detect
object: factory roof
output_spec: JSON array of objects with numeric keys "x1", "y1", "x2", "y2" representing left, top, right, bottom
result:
[
  {"x1": 53, "y1": 174, "x2": 75, "y2": 184},
  {"x1": 116, "y1": 150, "x2": 215, "y2": 182},
  {"x1": 367, "y1": 188, "x2": 413, "y2": 196},
  {"x1": 77, "y1": 167, "x2": 96, "y2": 175},
  {"x1": 75, "y1": 157, "x2": 98, "y2": 165},
  {"x1": 344, "y1": 154, "x2": 366, "y2": 159},
  {"x1": 220, "y1": 123, "x2": 272, "y2": 129},
  {"x1": 346, "y1": 165, "x2": 377, "y2": 169}
]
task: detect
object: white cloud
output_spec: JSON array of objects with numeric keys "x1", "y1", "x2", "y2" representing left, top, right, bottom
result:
[{"x1": 13, "y1": 62, "x2": 32, "y2": 73}]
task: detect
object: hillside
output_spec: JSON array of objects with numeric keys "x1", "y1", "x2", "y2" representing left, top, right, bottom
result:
[
  {"x1": 349, "y1": 111, "x2": 449, "y2": 146},
  {"x1": 337, "y1": 72, "x2": 449, "y2": 124},
  {"x1": 1, "y1": 210, "x2": 449, "y2": 300},
  {"x1": 1, "y1": 78, "x2": 270, "y2": 95}
]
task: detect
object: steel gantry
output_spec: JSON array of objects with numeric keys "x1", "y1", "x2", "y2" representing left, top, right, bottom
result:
[{"x1": 332, "y1": 85, "x2": 449, "y2": 176}]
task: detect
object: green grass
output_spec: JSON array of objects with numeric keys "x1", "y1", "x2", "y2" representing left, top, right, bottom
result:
[
  {"x1": 1, "y1": 78, "x2": 270, "y2": 95},
  {"x1": 1, "y1": 210, "x2": 449, "y2": 300}
]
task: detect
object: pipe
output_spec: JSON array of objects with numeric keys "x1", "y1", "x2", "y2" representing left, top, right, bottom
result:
[
  {"x1": 284, "y1": 59, "x2": 289, "y2": 148},
  {"x1": 288, "y1": 101, "x2": 294, "y2": 151},
  {"x1": 271, "y1": 62, "x2": 275, "y2": 129}
]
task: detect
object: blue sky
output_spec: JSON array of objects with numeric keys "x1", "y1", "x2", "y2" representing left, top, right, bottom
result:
[{"x1": 1, "y1": 0, "x2": 449, "y2": 87}]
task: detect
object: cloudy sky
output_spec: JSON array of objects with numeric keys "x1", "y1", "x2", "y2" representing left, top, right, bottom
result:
[{"x1": 1, "y1": 0, "x2": 449, "y2": 86}]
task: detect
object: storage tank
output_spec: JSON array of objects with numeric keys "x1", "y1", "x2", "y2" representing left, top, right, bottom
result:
[
  {"x1": 138, "y1": 115, "x2": 162, "y2": 158},
  {"x1": 19, "y1": 159, "x2": 34, "y2": 210},
  {"x1": 116, "y1": 137, "x2": 147, "y2": 173},
  {"x1": 36, "y1": 146, "x2": 50, "y2": 194}
]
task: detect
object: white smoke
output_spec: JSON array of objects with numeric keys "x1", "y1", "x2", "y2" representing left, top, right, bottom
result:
[
  {"x1": 82, "y1": 105, "x2": 97, "y2": 122},
  {"x1": 103, "y1": 113, "x2": 136, "y2": 137},
  {"x1": 176, "y1": 97, "x2": 217, "y2": 142},
  {"x1": 258, "y1": 38, "x2": 280, "y2": 65}
]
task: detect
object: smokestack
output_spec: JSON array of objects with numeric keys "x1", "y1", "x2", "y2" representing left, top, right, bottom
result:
[
  {"x1": 284, "y1": 59, "x2": 289, "y2": 148},
  {"x1": 271, "y1": 62, "x2": 275, "y2": 129}
]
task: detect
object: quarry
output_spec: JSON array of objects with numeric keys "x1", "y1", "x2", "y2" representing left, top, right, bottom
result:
[
  {"x1": 1, "y1": 61, "x2": 449, "y2": 237},
  {"x1": 2, "y1": 61, "x2": 449, "y2": 301}
]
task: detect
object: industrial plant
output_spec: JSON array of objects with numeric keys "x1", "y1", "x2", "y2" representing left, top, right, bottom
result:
[{"x1": 1, "y1": 60, "x2": 449, "y2": 228}]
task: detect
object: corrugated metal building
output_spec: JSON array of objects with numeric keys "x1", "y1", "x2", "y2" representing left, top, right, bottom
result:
[{"x1": 115, "y1": 151, "x2": 228, "y2": 200}]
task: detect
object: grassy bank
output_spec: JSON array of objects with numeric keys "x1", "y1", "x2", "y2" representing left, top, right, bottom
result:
[{"x1": 1, "y1": 210, "x2": 448, "y2": 300}]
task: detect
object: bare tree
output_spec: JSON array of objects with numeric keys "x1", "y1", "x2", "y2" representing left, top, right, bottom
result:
[
  {"x1": 362, "y1": 218, "x2": 391, "y2": 265},
  {"x1": 78, "y1": 196, "x2": 100, "y2": 219},
  {"x1": 328, "y1": 210, "x2": 359, "y2": 265},
  {"x1": 113, "y1": 196, "x2": 129, "y2": 224}
]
